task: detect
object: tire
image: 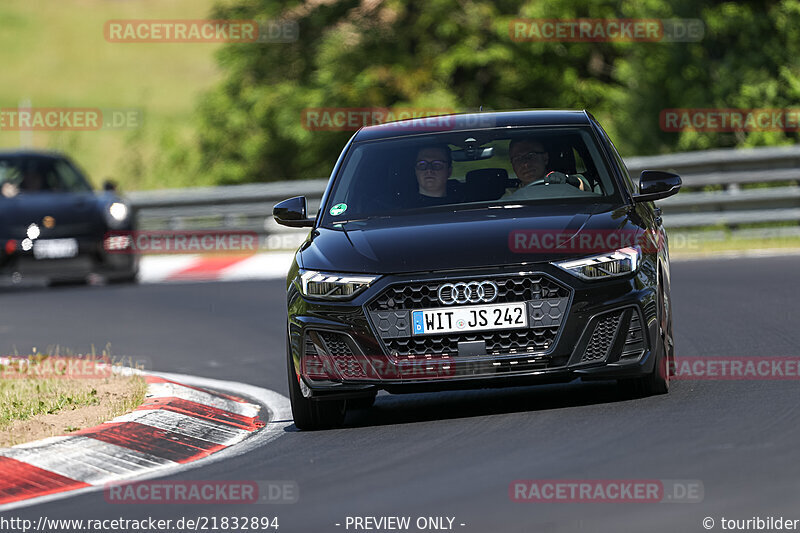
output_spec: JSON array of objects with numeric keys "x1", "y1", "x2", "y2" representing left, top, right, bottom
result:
[
  {"x1": 286, "y1": 335, "x2": 347, "y2": 430},
  {"x1": 107, "y1": 272, "x2": 139, "y2": 284},
  {"x1": 619, "y1": 280, "x2": 670, "y2": 397},
  {"x1": 48, "y1": 277, "x2": 89, "y2": 287},
  {"x1": 663, "y1": 276, "x2": 676, "y2": 376}
]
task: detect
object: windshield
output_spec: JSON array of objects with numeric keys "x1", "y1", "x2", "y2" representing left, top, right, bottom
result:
[
  {"x1": 320, "y1": 126, "x2": 622, "y2": 227},
  {"x1": 0, "y1": 156, "x2": 93, "y2": 198}
]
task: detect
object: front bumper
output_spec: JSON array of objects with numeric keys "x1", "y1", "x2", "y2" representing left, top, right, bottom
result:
[
  {"x1": 288, "y1": 262, "x2": 660, "y2": 397},
  {"x1": 0, "y1": 236, "x2": 138, "y2": 283}
]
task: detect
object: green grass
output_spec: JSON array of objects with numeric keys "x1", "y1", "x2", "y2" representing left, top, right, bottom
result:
[
  {"x1": 0, "y1": 0, "x2": 225, "y2": 190},
  {"x1": 670, "y1": 234, "x2": 800, "y2": 257},
  {"x1": 0, "y1": 355, "x2": 147, "y2": 436},
  {"x1": 0, "y1": 379, "x2": 101, "y2": 427},
  {"x1": 113, "y1": 374, "x2": 149, "y2": 419}
]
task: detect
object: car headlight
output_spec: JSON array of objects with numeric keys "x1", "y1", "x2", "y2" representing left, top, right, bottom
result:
[
  {"x1": 299, "y1": 270, "x2": 378, "y2": 300},
  {"x1": 105, "y1": 201, "x2": 129, "y2": 228},
  {"x1": 553, "y1": 246, "x2": 640, "y2": 281},
  {"x1": 109, "y1": 202, "x2": 128, "y2": 221}
]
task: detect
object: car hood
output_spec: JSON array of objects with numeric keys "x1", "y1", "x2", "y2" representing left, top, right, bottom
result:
[
  {"x1": 299, "y1": 204, "x2": 644, "y2": 274},
  {"x1": 0, "y1": 193, "x2": 105, "y2": 236}
]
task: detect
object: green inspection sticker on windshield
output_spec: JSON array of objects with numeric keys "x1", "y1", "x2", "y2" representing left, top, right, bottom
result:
[{"x1": 330, "y1": 203, "x2": 348, "y2": 216}]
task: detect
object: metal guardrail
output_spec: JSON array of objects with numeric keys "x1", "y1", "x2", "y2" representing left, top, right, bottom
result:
[
  {"x1": 128, "y1": 145, "x2": 800, "y2": 238},
  {"x1": 625, "y1": 145, "x2": 800, "y2": 186},
  {"x1": 629, "y1": 146, "x2": 800, "y2": 228}
]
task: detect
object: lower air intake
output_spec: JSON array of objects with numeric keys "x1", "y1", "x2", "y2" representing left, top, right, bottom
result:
[
  {"x1": 315, "y1": 331, "x2": 366, "y2": 379},
  {"x1": 581, "y1": 311, "x2": 623, "y2": 363},
  {"x1": 619, "y1": 311, "x2": 646, "y2": 360}
]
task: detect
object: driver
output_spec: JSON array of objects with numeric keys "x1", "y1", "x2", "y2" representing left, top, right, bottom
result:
[{"x1": 505, "y1": 138, "x2": 588, "y2": 197}]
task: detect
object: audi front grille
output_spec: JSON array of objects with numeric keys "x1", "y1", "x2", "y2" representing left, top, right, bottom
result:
[
  {"x1": 368, "y1": 274, "x2": 569, "y2": 310},
  {"x1": 366, "y1": 274, "x2": 571, "y2": 358}
]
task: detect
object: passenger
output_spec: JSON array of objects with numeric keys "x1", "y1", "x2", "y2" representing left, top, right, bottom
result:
[{"x1": 412, "y1": 145, "x2": 455, "y2": 206}]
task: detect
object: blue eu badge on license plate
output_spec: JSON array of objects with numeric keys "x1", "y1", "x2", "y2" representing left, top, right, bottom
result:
[{"x1": 412, "y1": 311, "x2": 424, "y2": 334}]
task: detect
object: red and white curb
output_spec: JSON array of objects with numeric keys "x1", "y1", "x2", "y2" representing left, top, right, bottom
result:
[
  {"x1": 138, "y1": 252, "x2": 295, "y2": 283},
  {"x1": 0, "y1": 371, "x2": 291, "y2": 511}
]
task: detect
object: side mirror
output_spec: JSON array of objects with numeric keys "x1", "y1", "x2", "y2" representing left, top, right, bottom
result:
[
  {"x1": 633, "y1": 170, "x2": 682, "y2": 203},
  {"x1": 273, "y1": 196, "x2": 315, "y2": 228},
  {"x1": 103, "y1": 179, "x2": 117, "y2": 192}
]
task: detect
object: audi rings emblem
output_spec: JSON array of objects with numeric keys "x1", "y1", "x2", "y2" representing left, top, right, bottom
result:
[{"x1": 437, "y1": 281, "x2": 499, "y2": 305}]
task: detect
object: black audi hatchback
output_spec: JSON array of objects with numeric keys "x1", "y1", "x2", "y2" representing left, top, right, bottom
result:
[
  {"x1": 0, "y1": 151, "x2": 138, "y2": 285},
  {"x1": 275, "y1": 110, "x2": 681, "y2": 430}
]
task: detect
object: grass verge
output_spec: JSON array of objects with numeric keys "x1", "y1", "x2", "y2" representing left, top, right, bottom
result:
[
  {"x1": 0, "y1": 356, "x2": 147, "y2": 447},
  {"x1": 670, "y1": 234, "x2": 800, "y2": 258}
]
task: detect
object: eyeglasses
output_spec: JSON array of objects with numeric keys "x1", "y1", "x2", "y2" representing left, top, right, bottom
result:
[
  {"x1": 511, "y1": 151, "x2": 548, "y2": 166},
  {"x1": 415, "y1": 160, "x2": 448, "y2": 172}
]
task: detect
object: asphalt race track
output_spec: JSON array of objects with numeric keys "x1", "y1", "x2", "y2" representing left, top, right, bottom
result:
[{"x1": 2, "y1": 255, "x2": 799, "y2": 532}]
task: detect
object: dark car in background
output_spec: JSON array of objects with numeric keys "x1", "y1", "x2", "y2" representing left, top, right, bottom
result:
[
  {"x1": 0, "y1": 150, "x2": 138, "y2": 285},
  {"x1": 274, "y1": 110, "x2": 682, "y2": 430}
]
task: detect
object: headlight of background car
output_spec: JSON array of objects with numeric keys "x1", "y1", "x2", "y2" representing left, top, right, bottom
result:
[
  {"x1": 299, "y1": 270, "x2": 378, "y2": 299},
  {"x1": 553, "y1": 246, "x2": 640, "y2": 281},
  {"x1": 105, "y1": 201, "x2": 129, "y2": 228}
]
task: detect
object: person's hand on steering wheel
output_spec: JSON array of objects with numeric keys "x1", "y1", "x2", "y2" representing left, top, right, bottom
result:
[{"x1": 524, "y1": 171, "x2": 586, "y2": 190}]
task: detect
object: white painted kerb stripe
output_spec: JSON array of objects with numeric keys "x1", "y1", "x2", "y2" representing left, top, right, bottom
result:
[
  {"x1": 0, "y1": 436, "x2": 177, "y2": 485},
  {"x1": 146, "y1": 381, "x2": 259, "y2": 417},
  {"x1": 138, "y1": 252, "x2": 294, "y2": 284},
  {"x1": 0, "y1": 371, "x2": 291, "y2": 513},
  {"x1": 137, "y1": 254, "x2": 200, "y2": 283},
  {"x1": 112, "y1": 409, "x2": 251, "y2": 446},
  {"x1": 217, "y1": 252, "x2": 295, "y2": 281}
]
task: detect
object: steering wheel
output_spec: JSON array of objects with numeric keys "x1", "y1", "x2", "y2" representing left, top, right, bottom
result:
[
  {"x1": 526, "y1": 173, "x2": 585, "y2": 189},
  {"x1": 523, "y1": 179, "x2": 548, "y2": 187}
]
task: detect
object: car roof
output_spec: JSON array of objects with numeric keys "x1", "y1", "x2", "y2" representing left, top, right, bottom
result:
[
  {"x1": 0, "y1": 149, "x2": 69, "y2": 160},
  {"x1": 353, "y1": 109, "x2": 594, "y2": 142}
]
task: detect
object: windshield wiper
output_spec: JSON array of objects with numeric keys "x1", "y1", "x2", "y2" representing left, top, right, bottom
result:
[{"x1": 333, "y1": 215, "x2": 393, "y2": 225}]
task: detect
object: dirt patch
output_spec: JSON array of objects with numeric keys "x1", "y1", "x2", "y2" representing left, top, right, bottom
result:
[{"x1": 0, "y1": 375, "x2": 146, "y2": 448}]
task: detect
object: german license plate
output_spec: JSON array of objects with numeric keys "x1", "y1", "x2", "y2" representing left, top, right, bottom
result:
[
  {"x1": 33, "y1": 238, "x2": 78, "y2": 259},
  {"x1": 412, "y1": 302, "x2": 527, "y2": 336}
]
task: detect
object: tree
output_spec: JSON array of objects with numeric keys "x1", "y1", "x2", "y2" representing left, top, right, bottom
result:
[{"x1": 192, "y1": 0, "x2": 800, "y2": 183}]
